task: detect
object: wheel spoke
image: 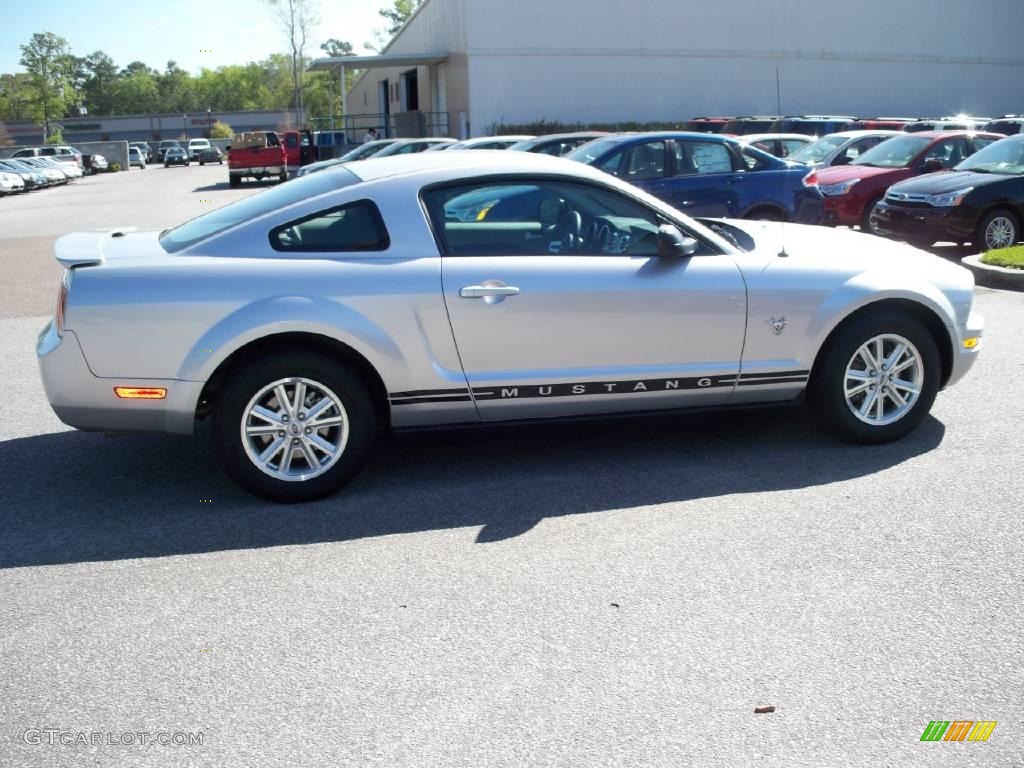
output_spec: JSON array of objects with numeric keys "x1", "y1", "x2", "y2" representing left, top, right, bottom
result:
[
  {"x1": 304, "y1": 396, "x2": 332, "y2": 421},
  {"x1": 292, "y1": 381, "x2": 307, "y2": 414},
  {"x1": 891, "y1": 378, "x2": 919, "y2": 394},
  {"x1": 874, "y1": 390, "x2": 885, "y2": 420},
  {"x1": 258, "y1": 436, "x2": 286, "y2": 464},
  {"x1": 298, "y1": 438, "x2": 320, "y2": 469},
  {"x1": 280, "y1": 442, "x2": 295, "y2": 472},
  {"x1": 306, "y1": 432, "x2": 337, "y2": 456},
  {"x1": 246, "y1": 424, "x2": 282, "y2": 436},
  {"x1": 846, "y1": 381, "x2": 871, "y2": 397},
  {"x1": 883, "y1": 343, "x2": 907, "y2": 371},
  {"x1": 859, "y1": 346, "x2": 880, "y2": 371},
  {"x1": 251, "y1": 405, "x2": 283, "y2": 425},
  {"x1": 888, "y1": 386, "x2": 907, "y2": 408},
  {"x1": 308, "y1": 415, "x2": 344, "y2": 430},
  {"x1": 274, "y1": 385, "x2": 292, "y2": 417},
  {"x1": 859, "y1": 388, "x2": 878, "y2": 418},
  {"x1": 846, "y1": 369, "x2": 872, "y2": 381},
  {"x1": 892, "y1": 356, "x2": 917, "y2": 374}
]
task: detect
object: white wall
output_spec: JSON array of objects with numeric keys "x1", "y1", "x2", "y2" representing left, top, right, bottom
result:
[{"x1": 463, "y1": 0, "x2": 1024, "y2": 130}]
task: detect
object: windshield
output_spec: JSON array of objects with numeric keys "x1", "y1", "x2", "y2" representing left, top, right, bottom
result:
[
  {"x1": 566, "y1": 136, "x2": 625, "y2": 164},
  {"x1": 957, "y1": 138, "x2": 1024, "y2": 174},
  {"x1": 788, "y1": 134, "x2": 847, "y2": 164},
  {"x1": 159, "y1": 168, "x2": 361, "y2": 253},
  {"x1": 853, "y1": 136, "x2": 929, "y2": 168}
]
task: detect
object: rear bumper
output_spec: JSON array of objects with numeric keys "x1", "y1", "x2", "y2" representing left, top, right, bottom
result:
[
  {"x1": 229, "y1": 166, "x2": 285, "y2": 176},
  {"x1": 870, "y1": 201, "x2": 976, "y2": 243},
  {"x1": 37, "y1": 321, "x2": 201, "y2": 435}
]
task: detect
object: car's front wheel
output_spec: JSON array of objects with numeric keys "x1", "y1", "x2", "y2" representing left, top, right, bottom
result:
[
  {"x1": 213, "y1": 352, "x2": 377, "y2": 502},
  {"x1": 808, "y1": 311, "x2": 940, "y2": 444},
  {"x1": 977, "y1": 208, "x2": 1019, "y2": 251}
]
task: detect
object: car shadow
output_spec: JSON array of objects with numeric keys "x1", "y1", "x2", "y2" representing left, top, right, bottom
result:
[
  {"x1": 192, "y1": 180, "x2": 279, "y2": 192},
  {"x1": 0, "y1": 408, "x2": 945, "y2": 568}
]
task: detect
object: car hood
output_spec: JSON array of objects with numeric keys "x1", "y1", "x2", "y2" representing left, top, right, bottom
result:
[
  {"x1": 718, "y1": 219, "x2": 975, "y2": 322},
  {"x1": 887, "y1": 169, "x2": 1014, "y2": 195},
  {"x1": 816, "y1": 165, "x2": 900, "y2": 184}
]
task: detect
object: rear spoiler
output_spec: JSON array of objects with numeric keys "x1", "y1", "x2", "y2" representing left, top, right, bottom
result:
[{"x1": 54, "y1": 227, "x2": 137, "y2": 268}]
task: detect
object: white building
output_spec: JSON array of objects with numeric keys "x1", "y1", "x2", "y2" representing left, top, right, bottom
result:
[{"x1": 310, "y1": 0, "x2": 1024, "y2": 139}]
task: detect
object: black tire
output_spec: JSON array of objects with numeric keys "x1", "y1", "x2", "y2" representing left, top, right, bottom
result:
[
  {"x1": 229, "y1": 175, "x2": 240, "y2": 188},
  {"x1": 200, "y1": 160, "x2": 205, "y2": 166},
  {"x1": 213, "y1": 352, "x2": 377, "y2": 502},
  {"x1": 746, "y1": 207, "x2": 786, "y2": 222},
  {"x1": 278, "y1": 172, "x2": 288, "y2": 184},
  {"x1": 975, "y1": 208, "x2": 1020, "y2": 251},
  {"x1": 807, "y1": 310, "x2": 941, "y2": 444},
  {"x1": 861, "y1": 195, "x2": 884, "y2": 235}
]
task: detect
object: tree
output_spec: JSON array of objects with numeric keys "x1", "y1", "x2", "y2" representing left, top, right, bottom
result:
[
  {"x1": 379, "y1": 0, "x2": 421, "y2": 37},
  {"x1": 159, "y1": 60, "x2": 195, "y2": 113},
  {"x1": 81, "y1": 51, "x2": 119, "y2": 115},
  {"x1": 19, "y1": 32, "x2": 75, "y2": 140},
  {"x1": 264, "y1": 0, "x2": 319, "y2": 127},
  {"x1": 320, "y1": 39, "x2": 354, "y2": 58},
  {"x1": 210, "y1": 121, "x2": 233, "y2": 139}
]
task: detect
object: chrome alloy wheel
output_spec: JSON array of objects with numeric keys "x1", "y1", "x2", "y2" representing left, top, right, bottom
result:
[
  {"x1": 984, "y1": 216, "x2": 1017, "y2": 250},
  {"x1": 844, "y1": 334, "x2": 924, "y2": 426},
  {"x1": 241, "y1": 377, "x2": 349, "y2": 482}
]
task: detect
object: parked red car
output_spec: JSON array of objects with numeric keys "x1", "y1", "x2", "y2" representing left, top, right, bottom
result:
[{"x1": 816, "y1": 131, "x2": 1002, "y2": 233}]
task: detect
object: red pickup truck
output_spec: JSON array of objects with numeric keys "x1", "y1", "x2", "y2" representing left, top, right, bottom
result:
[
  {"x1": 227, "y1": 130, "x2": 318, "y2": 187},
  {"x1": 228, "y1": 132, "x2": 287, "y2": 187}
]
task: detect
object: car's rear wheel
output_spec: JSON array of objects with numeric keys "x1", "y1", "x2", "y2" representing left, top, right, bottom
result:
[
  {"x1": 229, "y1": 175, "x2": 240, "y2": 188},
  {"x1": 213, "y1": 353, "x2": 377, "y2": 502},
  {"x1": 976, "y1": 208, "x2": 1019, "y2": 251},
  {"x1": 808, "y1": 311, "x2": 940, "y2": 444}
]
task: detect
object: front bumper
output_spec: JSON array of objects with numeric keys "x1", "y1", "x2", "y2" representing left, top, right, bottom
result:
[
  {"x1": 821, "y1": 194, "x2": 864, "y2": 226},
  {"x1": 946, "y1": 309, "x2": 985, "y2": 389},
  {"x1": 37, "y1": 320, "x2": 202, "y2": 435},
  {"x1": 870, "y1": 201, "x2": 976, "y2": 243}
]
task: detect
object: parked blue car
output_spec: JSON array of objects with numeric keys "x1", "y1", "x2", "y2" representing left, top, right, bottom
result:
[{"x1": 567, "y1": 132, "x2": 824, "y2": 223}]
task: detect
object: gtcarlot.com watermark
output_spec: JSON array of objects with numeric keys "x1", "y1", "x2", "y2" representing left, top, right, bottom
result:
[{"x1": 23, "y1": 728, "x2": 204, "y2": 748}]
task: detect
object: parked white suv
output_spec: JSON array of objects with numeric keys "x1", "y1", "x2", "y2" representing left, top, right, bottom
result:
[
  {"x1": 12, "y1": 145, "x2": 83, "y2": 170},
  {"x1": 187, "y1": 139, "x2": 211, "y2": 160}
]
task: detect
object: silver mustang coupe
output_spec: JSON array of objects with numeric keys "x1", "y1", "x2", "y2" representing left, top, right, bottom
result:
[{"x1": 38, "y1": 152, "x2": 984, "y2": 501}]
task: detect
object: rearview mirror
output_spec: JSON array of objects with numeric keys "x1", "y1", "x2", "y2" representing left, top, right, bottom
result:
[{"x1": 657, "y1": 224, "x2": 699, "y2": 257}]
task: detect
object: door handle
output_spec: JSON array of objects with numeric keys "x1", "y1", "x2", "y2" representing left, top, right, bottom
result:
[
  {"x1": 727, "y1": 175, "x2": 744, "y2": 184},
  {"x1": 460, "y1": 284, "x2": 520, "y2": 299}
]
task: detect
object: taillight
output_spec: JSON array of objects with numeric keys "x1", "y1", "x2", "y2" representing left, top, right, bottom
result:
[
  {"x1": 55, "y1": 274, "x2": 68, "y2": 334},
  {"x1": 802, "y1": 171, "x2": 819, "y2": 188}
]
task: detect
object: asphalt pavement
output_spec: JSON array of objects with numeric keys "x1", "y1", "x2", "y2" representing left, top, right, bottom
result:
[{"x1": 0, "y1": 164, "x2": 1021, "y2": 767}]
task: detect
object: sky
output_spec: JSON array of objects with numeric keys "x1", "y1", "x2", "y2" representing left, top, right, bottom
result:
[{"x1": 0, "y1": 0, "x2": 394, "y2": 75}]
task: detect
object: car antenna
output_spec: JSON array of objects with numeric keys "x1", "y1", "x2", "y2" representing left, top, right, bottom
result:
[{"x1": 776, "y1": 67, "x2": 789, "y2": 258}]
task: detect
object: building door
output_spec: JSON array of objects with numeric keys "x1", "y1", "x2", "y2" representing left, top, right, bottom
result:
[
  {"x1": 378, "y1": 79, "x2": 390, "y2": 136},
  {"x1": 402, "y1": 69, "x2": 419, "y2": 111}
]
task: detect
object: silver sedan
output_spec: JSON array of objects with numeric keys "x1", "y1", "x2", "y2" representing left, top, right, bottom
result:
[{"x1": 38, "y1": 152, "x2": 984, "y2": 501}]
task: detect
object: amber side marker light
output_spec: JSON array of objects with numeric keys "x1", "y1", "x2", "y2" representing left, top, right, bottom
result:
[
  {"x1": 114, "y1": 387, "x2": 167, "y2": 400},
  {"x1": 963, "y1": 337, "x2": 981, "y2": 349}
]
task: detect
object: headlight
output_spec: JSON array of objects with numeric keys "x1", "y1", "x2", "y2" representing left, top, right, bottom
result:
[
  {"x1": 820, "y1": 179, "x2": 860, "y2": 196},
  {"x1": 926, "y1": 187, "x2": 973, "y2": 207}
]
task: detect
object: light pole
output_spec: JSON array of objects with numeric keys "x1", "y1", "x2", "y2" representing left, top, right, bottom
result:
[
  {"x1": 207, "y1": 107, "x2": 212, "y2": 139},
  {"x1": 183, "y1": 114, "x2": 188, "y2": 140}
]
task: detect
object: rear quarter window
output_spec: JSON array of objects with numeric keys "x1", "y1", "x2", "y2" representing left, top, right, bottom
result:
[{"x1": 269, "y1": 200, "x2": 390, "y2": 252}]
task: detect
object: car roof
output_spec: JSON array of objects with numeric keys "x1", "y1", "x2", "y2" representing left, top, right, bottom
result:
[
  {"x1": 739, "y1": 133, "x2": 813, "y2": 142},
  {"x1": 588, "y1": 131, "x2": 740, "y2": 146},
  {"x1": 904, "y1": 130, "x2": 1003, "y2": 139},
  {"x1": 343, "y1": 149, "x2": 612, "y2": 184},
  {"x1": 825, "y1": 129, "x2": 904, "y2": 138}
]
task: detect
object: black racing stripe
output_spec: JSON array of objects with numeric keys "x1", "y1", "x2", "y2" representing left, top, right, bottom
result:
[
  {"x1": 390, "y1": 395, "x2": 473, "y2": 405},
  {"x1": 738, "y1": 376, "x2": 808, "y2": 387},
  {"x1": 390, "y1": 387, "x2": 470, "y2": 398},
  {"x1": 472, "y1": 375, "x2": 733, "y2": 401},
  {"x1": 739, "y1": 370, "x2": 810, "y2": 380}
]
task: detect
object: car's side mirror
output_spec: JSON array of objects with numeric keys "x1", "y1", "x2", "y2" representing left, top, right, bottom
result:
[
  {"x1": 657, "y1": 224, "x2": 699, "y2": 257},
  {"x1": 920, "y1": 158, "x2": 944, "y2": 172},
  {"x1": 833, "y1": 154, "x2": 852, "y2": 166},
  {"x1": 225, "y1": 146, "x2": 231, "y2": 151}
]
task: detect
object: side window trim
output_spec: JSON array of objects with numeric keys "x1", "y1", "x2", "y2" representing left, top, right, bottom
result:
[
  {"x1": 419, "y1": 175, "x2": 722, "y2": 259},
  {"x1": 268, "y1": 199, "x2": 390, "y2": 253}
]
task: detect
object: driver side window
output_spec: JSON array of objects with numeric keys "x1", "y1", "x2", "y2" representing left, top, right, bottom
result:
[
  {"x1": 423, "y1": 180, "x2": 671, "y2": 257},
  {"x1": 598, "y1": 141, "x2": 666, "y2": 181}
]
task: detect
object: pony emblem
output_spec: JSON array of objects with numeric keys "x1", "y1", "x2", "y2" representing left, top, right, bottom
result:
[{"x1": 766, "y1": 316, "x2": 787, "y2": 335}]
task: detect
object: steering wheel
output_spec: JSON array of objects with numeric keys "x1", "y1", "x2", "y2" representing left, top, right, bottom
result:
[
  {"x1": 552, "y1": 211, "x2": 583, "y2": 253},
  {"x1": 278, "y1": 225, "x2": 303, "y2": 248}
]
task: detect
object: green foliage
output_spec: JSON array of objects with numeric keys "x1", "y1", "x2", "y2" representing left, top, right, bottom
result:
[
  {"x1": 19, "y1": 32, "x2": 76, "y2": 137},
  {"x1": 981, "y1": 246, "x2": 1024, "y2": 270},
  {"x1": 45, "y1": 129, "x2": 63, "y2": 144},
  {"x1": 107, "y1": 162, "x2": 121, "y2": 172},
  {"x1": 320, "y1": 39, "x2": 354, "y2": 57},
  {"x1": 368, "y1": 0, "x2": 422, "y2": 48},
  {"x1": 1, "y1": 28, "x2": 347, "y2": 126},
  {"x1": 210, "y1": 120, "x2": 233, "y2": 139}
]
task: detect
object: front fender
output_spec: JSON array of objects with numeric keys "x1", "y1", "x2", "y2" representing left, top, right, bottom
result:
[
  {"x1": 800, "y1": 271, "x2": 958, "y2": 369},
  {"x1": 177, "y1": 295, "x2": 403, "y2": 385}
]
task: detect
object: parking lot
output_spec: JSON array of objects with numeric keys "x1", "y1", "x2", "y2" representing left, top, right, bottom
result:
[{"x1": 1, "y1": 165, "x2": 1022, "y2": 767}]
